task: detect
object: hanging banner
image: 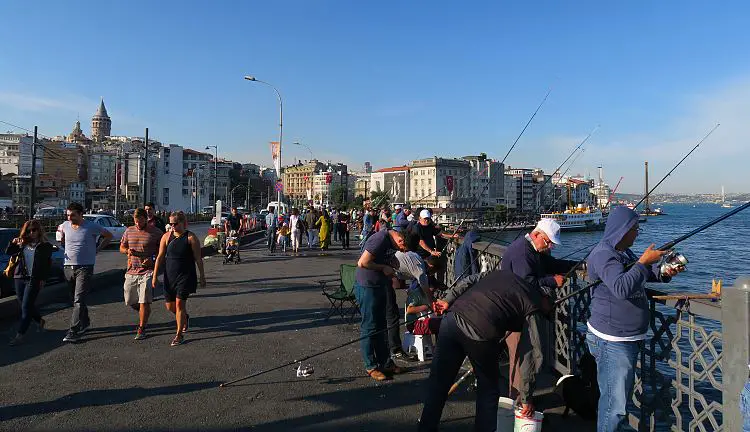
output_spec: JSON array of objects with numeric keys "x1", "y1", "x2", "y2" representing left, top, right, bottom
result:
[
  {"x1": 446, "y1": 175, "x2": 454, "y2": 193},
  {"x1": 325, "y1": 172, "x2": 333, "y2": 184},
  {"x1": 270, "y1": 141, "x2": 281, "y2": 175}
]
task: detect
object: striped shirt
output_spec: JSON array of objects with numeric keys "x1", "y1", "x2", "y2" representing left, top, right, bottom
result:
[{"x1": 121, "y1": 225, "x2": 162, "y2": 275}]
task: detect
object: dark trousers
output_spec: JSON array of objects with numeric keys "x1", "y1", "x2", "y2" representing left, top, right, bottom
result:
[
  {"x1": 353, "y1": 282, "x2": 389, "y2": 370},
  {"x1": 419, "y1": 313, "x2": 501, "y2": 432},
  {"x1": 332, "y1": 223, "x2": 339, "y2": 241},
  {"x1": 64, "y1": 265, "x2": 93, "y2": 332},
  {"x1": 385, "y1": 283, "x2": 402, "y2": 354},
  {"x1": 338, "y1": 224, "x2": 350, "y2": 249},
  {"x1": 266, "y1": 227, "x2": 276, "y2": 252},
  {"x1": 14, "y1": 278, "x2": 42, "y2": 334}
]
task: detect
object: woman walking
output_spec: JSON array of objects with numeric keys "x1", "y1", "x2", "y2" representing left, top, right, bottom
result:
[
  {"x1": 289, "y1": 208, "x2": 302, "y2": 256},
  {"x1": 7, "y1": 220, "x2": 55, "y2": 346},
  {"x1": 152, "y1": 211, "x2": 206, "y2": 346},
  {"x1": 316, "y1": 209, "x2": 331, "y2": 250}
]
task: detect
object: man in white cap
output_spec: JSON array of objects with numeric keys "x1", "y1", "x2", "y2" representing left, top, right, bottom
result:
[
  {"x1": 392, "y1": 204, "x2": 407, "y2": 232},
  {"x1": 501, "y1": 218, "x2": 580, "y2": 399},
  {"x1": 414, "y1": 209, "x2": 448, "y2": 259}
]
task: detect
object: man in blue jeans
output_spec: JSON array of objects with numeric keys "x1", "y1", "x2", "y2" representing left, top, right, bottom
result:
[
  {"x1": 265, "y1": 206, "x2": 278, "y2": 254},
  {"x1": 355, "y1": 229, "x2": 406, "y2": 381},
  {"x1": 586, "y1": 206, "x2": 684, "y2": 431}
]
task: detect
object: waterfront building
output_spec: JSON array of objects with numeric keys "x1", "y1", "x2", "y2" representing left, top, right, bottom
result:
[
  {"x1": 282, "y1": 159, "x2": 326, "y2": 207},
  {"x1": 462, "y1": 153, "x2": 504, "y2": 208},
  {"x1": 409, "y1": 157, "x2": 471, "y2": 209},
  {"x1": 352, "y1": 172, "x2": 371, "y2": 201},
  {"x1": 0, "y1": 133, "x2": 38, "y2": 176},
  {"x1": 505, "y1": 167, "x2": 534, "y2": 212},
  {"x1": 503, "y1": 175, "x2": 517, "y2": 210},
  {"x1": 370, "y1": 166, "x2": 410, "y2": 205}
]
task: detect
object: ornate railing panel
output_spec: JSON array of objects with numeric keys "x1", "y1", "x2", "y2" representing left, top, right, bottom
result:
[{"x1": 444, "y1": 239, "x2": 727, "y2": 431}]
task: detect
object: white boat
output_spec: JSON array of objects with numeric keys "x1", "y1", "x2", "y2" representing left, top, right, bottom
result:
[
  {"x1": 721, "y1": 186, "x2": 732, "y2": 208},
  {"x1": 540, "y1": 205, "x2": 606, "y2": 231}
]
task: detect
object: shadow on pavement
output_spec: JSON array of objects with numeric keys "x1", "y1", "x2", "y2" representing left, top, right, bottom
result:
[
  {"x1": 205, "y1": 274, "x2": 337, "y2": 286},
  {"x1": 185, "y1": 308, "x2": 337, "y2": 341},
  {"x1": 194, "y1": 284, "x2": 322, "y2": 298},
  {"x1": 0, "y1": 381, "x2": 220, "y2": 421}
]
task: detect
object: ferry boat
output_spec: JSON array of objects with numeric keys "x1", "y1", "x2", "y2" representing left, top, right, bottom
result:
[{"x1": 540, "y1": 205, "x2": 606, "y2": 231}]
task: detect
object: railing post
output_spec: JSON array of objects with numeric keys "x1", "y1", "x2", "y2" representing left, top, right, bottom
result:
[{"x1": 721, "y1": 276, "x2": 750, "y2": 431}]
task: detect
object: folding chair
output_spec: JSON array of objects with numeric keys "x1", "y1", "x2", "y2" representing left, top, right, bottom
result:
[{"x1": 319, "y1": 264, "x2": 360, "y2": 322}]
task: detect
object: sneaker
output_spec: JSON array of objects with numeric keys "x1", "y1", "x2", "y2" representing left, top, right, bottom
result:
[
  {"x1": 170, "y1": 334, "x2": 184, "y2": 347},
  {"x1": 62, "y1": 330, "x2": 80, "y2": 343},
  {"x1": 78, "y1": 322, "x2": 91, "y2": 335},
  {"x1": 8, "y1": 333, "x2": 24, "y2": 346},
  {"x1": 391, "y1": 350, "x2": 418, "y2": 362},
  {"x1": 134, "y1": 326, "x2": 146, "y2": 340}
]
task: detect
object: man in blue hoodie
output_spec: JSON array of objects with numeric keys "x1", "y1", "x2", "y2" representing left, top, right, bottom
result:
[{"x1": 586, "y1": 206, "x2": 684, "y2": 431}]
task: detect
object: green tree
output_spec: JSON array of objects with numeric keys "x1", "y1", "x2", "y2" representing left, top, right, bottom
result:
[
  {"x1": 331, "y1": 184, "x2": 349, "y2": 208},
  {"x1": 493, "y1": 205, "x2": 507, "y2": 223},
  {"x1": 353, "y1": 195, "x2": 365, "y2": 208}
]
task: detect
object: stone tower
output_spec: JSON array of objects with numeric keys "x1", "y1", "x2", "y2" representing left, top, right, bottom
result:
[{"x1": 91, "y1": 99, "x2": 111, "y2": 142}]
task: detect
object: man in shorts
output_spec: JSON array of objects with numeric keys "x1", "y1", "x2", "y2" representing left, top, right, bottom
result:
[{"x1": 120, "y1": 208, "x2": 162, "y2": 340}]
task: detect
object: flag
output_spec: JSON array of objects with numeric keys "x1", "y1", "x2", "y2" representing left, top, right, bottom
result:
[{"x1": 270, "y1": 141, "x2": 281, "y2": 175}]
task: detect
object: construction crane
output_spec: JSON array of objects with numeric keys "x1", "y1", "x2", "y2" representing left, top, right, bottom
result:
[{"x1": 608, "y1": 176, "x2": 624, "y2": 207}]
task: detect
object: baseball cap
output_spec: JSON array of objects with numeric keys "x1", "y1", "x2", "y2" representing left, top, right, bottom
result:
[
  {"x1": 419, "y1": 209, "x2": 432, "y2": 219},
  {"x1": 407, "y1": 214, "x2": 415, "y2": 222},
  {"x1": 395, "y1": 204, "x2": 403, "y2": 210},
  {"x1": 535, "y1": 218, "x2": 562, "y2": 245}
]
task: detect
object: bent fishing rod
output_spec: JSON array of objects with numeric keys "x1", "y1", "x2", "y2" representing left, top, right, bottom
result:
[
  {"x1": 555, "y1": 200, "x2": 750, "y2": 305},
  {"x1": 559, "y1": 123, "x2": 720, "y2": 266}
]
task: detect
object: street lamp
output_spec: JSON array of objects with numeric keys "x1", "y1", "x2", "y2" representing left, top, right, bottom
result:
[
  {"x1": 205, "y1": 145, "x2": 218, "y2": 210},
  {"x1": 244, "y1": 75, "x2": 283, "y2": 209},
  {"x1": 293, "y1": 141, "x2": 314, "y2": 161}
]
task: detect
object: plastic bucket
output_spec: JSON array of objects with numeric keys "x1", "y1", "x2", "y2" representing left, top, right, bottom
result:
[{"x1": 514, "y1": 407, "x2": 543, "y2": 432}]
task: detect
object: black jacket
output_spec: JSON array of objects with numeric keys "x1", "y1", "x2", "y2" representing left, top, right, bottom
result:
[
  {"x1": 502, "y1": 235, "x2": 578, "y2": 296},
  {"x1": 5, "y1": 241, "x2": 55, "y2": 280}
]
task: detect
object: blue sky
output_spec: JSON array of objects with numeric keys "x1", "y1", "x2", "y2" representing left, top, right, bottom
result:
[{"x1": 1, "y1": 1, "x2": 749, "y2": 194}]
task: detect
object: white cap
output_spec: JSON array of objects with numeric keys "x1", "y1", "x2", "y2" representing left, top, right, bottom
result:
[
  {"x1": 395, "y1": 204, "x2": 403, "y2": 210},
  {"x1": 535, "y1": 218, "x2": 562, "y2": 245},
  {"x1": 420, "y1": 209, "x2": 432, "y2": 219},
  {"x1": 407, "y1": 214, "x2": 415, "y2": 221}
]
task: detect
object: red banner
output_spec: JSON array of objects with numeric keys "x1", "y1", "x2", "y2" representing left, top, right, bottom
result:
[
  {"x1": 446, "y1": 175, "x2": 454, "y2": 193},
  {"x1": 325, "y1": 173, "x2": 333, "y2": 184}
]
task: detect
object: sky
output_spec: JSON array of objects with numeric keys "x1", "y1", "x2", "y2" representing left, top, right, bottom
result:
[{"x1": 1, "y1": 1, "x2": 749, "y2": 194}]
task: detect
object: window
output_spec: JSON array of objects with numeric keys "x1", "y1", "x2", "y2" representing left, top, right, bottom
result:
[{"x1": 163, "y1": 188, "x2": 169, "y2": 205}]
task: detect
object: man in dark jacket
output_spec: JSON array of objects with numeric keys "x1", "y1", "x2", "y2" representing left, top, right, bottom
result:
[
  {"x1": 453, "y1": 230, "x2": 480, "y2": 283},
  {"x1": 502, "y1": 218, "x2": 579, "y2": 398},
  {"x1": 418, "y1": 269, "x2": 547, "y2": 431},
  {"x1": 586, "y1": 206, "x2": 683, "y2": 431}
]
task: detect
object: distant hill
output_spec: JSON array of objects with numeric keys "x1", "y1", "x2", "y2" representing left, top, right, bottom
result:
[{"x1": 612, "y1": 193, "x2": 749, "y2": 204}]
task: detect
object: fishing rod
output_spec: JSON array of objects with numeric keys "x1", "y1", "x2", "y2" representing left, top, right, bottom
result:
[
  {"x1": 559, "y1": 123, "x2": 720, "y2": 270},
  {"x1": 448, "y1": 126, "x2": 596, "y2": 285},
  {"x1": 555, "y1": 200, "x2": 750, "y2": 305}
]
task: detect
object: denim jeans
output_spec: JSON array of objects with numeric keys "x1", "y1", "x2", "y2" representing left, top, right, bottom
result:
[
  {"x1": 419, "y1": 313, "x2": 500, "y2": 432},
  {"x1": 266, "y1": 227, "x2": 276, "y2": 252},
  {"x1": 586, "y1": 331, "x2": 641, "y2": 432},
  {"x1": 307, "y1": 229, "x2": 319, "y2": 248},
  {"x1": 64, "y1": 265, "x2": 93, "y2": 332},
  {"x1": 384, "y1": 283, "x2": 402, "y2": 354},
  {"x1": 353, "y1": 281, "x2": 389, "y2": 371},
  {"x1": 740, "y1": 379, "x2": 750, "y2": 432},
  {"x1": 14, "y1": 278, "x2": 42, "y2": 334}
]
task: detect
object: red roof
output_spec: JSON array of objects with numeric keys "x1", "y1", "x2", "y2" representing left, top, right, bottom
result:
[
  {"x1": 567, "y1": 178, "x2": 588, "y2": 185},
  {"x1": 376, "y1": 165, "x2": 409, "y2": 173}
]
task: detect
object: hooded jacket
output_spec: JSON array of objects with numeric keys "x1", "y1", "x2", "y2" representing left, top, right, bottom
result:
[
  {"x1": 453, "y1": 230, "x2": 480, "y2": 282},
  {"x1": 587, "y1": 206, "x2": 668, "y2": 338}
]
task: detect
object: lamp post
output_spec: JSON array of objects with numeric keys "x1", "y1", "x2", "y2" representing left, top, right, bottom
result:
[
  {"x1": 292, "y1": 141, "x2": 314, "y2": 161},
  {"x1": 205, "y1": 145, "x2": 218, "y2": 210},
  {"x1": 244, "y1": 75, "x2": 283, "y2": 209}
]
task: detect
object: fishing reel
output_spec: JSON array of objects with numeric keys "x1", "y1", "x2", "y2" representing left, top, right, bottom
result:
[{"x1": 659, "y1": 250, "x2": 688, "y2": 276}]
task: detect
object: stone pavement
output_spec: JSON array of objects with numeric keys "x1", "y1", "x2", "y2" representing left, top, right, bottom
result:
[{"x1": 0, "y1": 238, "x2": 595, "y2": 431}]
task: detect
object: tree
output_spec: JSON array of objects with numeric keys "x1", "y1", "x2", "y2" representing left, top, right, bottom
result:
[
  {"x1": 493, "y1": 205, "x2": 507, "y2": 223},
  {"x1": 370, "y1": 190, "x2": 391, "y2": 208},
  {"x1": 353, "y1": 195, "x2": 365, "y2": 208},
  {"x1": 331, "y1": 184, "x2": 348, "y2": 208}
]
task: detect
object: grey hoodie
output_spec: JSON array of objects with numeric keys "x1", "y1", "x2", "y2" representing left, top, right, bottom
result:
[{"x1": 587, "y1": 206, "x2": 668, "y2": 338}]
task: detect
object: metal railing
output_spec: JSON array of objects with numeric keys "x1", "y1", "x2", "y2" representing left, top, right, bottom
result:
[{"x1": 443, "y1": 238, "x2": 744, "y2": 431}]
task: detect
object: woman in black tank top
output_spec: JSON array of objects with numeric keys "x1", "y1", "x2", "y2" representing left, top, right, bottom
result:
[{"x1": 152, "y1": 212, "x2": 206, "y2": 346}]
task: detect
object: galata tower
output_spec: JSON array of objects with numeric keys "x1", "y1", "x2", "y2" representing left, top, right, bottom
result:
[{"x1": 91, "y1": 98, "x2": 111, "y2": 142}]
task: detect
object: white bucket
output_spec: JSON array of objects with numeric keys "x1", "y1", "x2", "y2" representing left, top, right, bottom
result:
[{"x1": 514, "y1": 407, "x2": 543, "y2": 432}]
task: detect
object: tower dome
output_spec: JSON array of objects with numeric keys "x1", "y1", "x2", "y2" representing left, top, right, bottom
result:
[{"x1": 91, "y1": 98, "x2": 111, "y2": 142}]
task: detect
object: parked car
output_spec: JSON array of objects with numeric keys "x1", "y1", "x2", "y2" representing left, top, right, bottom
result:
[
  {"x1": 0, "y1": 228, "x2": 65, "y2": 298},
  {"x1": 34, "y1": 207, "x2": 66, "y2": 219},
  {"x1": 55, "y1": 214, "x2": 127, "y2": 246}
]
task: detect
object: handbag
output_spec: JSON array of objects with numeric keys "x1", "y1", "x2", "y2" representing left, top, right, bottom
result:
[{"x1": 4, "y1": 254, "x2": 19, "y2": 278}]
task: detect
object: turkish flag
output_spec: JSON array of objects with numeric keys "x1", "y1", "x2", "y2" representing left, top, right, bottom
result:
[{"x1": 325, "y1": 173, "x2": 333, "y2": 184}]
